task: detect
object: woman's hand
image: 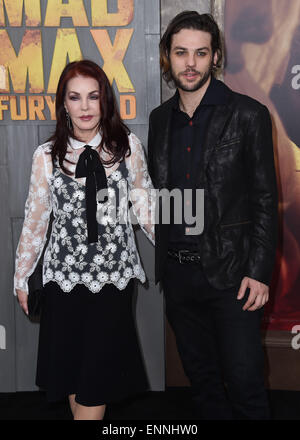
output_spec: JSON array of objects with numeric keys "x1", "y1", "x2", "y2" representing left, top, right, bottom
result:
[{"x1": 16, "y1": 289, "x2": 29, "y2": 315}]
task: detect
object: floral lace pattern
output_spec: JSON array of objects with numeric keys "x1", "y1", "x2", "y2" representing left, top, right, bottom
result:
[{"x1": 14, "y1": 133, "x2": 155, "y2": 295}]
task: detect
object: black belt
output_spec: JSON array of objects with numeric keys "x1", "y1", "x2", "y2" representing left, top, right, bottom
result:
[{"x1": 167, "y1": 249, "x2": 201, "y2": 264}]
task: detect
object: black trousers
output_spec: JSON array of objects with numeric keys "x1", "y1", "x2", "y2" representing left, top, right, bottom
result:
[{"x1": 161, "y1": 257, "x2": 270, "y2": 420}]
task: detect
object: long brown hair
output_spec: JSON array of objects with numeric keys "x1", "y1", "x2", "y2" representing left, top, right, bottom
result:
[
  {"x1": 48, "y1": 60, "x2": 130, "y2": 175},
  {"x1": 160, "y1": 11, "x2": 223, "y2": 87}
]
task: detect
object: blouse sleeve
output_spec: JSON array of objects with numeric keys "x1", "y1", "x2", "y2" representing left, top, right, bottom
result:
[
  {"x1": 125, "y1": 133, "x2": 155, "y2": 245},
  {"x1": 13, "y1": 146, "x2": 52, "y2": 296}
]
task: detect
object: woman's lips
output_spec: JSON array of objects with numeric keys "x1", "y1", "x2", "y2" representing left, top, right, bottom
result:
[{"x1": 79, "y1": 115, "x2": 93, "y2": 121}]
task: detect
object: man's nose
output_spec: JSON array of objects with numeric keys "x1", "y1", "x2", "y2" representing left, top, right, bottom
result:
[{"x1": 186, "y1": 52, "x2": 196, "y2": 67}]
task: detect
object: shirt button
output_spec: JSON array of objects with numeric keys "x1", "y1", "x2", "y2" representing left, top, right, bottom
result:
[
  {"x1": 186, "y1": 173, "x2": 190, "y2": 179},
  {"x1": 187, "y1": 147, "x2": 191, "y2": 152},
  {"x1": 189, "y1": 120, "x2": 193, "y2": 126}
]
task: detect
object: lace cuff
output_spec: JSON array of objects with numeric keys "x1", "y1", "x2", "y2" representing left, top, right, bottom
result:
[{"x1": 126, "y1": 133, "x2": 155, "y2": 245}]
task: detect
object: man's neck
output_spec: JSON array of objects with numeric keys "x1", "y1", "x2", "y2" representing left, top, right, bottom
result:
[{"x1": 178, "y1": 75, "x2": 212, "y2": 118}]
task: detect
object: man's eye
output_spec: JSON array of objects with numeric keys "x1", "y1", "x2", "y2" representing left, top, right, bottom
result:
[
  {"x1": 197, "y1": 51, "x2": 207, "y2": 56},
  {"x1": 176, "y1": 51, "x2": 185, "y2": 56}
]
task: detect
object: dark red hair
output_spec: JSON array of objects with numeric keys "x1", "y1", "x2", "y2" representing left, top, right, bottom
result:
[{"x1": 48, "y1": 59, "x2": 130, "y2": 175}]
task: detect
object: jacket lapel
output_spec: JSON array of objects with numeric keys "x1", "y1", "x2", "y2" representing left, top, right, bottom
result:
[{"x1": 196, "y1": 97, "x2": 234, "y2": 188}]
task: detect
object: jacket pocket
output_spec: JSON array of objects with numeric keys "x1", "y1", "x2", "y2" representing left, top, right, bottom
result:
[
  {"x1": 220, "y1": 220, "x2": 252, "y2": 229},
  {"x1": 215, "y1": 137, "x2": 241, "y2": 151}
]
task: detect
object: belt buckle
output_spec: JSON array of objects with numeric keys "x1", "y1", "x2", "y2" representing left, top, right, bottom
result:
[{"x1": 178, "y1": 250, "x2": 189, "y2": 264}]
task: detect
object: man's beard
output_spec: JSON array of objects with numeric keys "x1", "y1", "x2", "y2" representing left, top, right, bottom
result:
[{"x1": 171, "y1": 60, "x2": 214, "y2": 92}]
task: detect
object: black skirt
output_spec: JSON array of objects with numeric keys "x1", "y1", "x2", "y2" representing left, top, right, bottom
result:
[{"x1": 36, "y1": 279, "x2": 149, "y2": 406}]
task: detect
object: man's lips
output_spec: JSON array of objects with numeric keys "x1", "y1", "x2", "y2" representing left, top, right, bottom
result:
[
  {"x1": 181, "y1": 71, "x2": 200, "y2": 80},
  {"x1": 79, "y1": 115, "x2": 93, "y2": 121}
]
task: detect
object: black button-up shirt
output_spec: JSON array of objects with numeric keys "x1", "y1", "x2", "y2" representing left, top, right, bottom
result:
[{"x1": 168, "y1": 76, "x2": 227, "y2": 250}]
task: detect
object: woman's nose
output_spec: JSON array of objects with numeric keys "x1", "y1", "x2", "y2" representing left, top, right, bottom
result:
[{"x1": 81, "y1": 98, "x2": 89, "y2": 110}]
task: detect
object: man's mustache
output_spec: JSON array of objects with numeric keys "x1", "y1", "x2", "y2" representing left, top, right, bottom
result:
[{"x1": 180, "y1": 69, "x2": 201, "y2": 75}]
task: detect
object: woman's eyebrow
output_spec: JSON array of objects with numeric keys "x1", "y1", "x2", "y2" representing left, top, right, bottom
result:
[{"x1": 68, "y1": 90, "x2": 99, "y2": 94}]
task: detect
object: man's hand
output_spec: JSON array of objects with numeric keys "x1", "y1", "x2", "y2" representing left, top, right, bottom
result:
[
  {"x1": 237, "y1": 277, "x2": 269, "y2": 311},
  {"x1": 16, "y1": 289, "x2": 29, "y2": 316}
]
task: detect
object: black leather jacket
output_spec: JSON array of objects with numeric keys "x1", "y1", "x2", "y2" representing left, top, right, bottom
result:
[{"x1": 147, "y1": 80, "x2": 278, "y2": 289}]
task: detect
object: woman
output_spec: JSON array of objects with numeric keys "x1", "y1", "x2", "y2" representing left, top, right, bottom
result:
[{"x1": 14, "y1": 60, "x2": 155, "y2": 420}]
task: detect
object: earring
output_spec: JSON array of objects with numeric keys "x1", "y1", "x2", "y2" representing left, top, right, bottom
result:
[{"x1": 65, "y1": 110, "x2": 72, "y2": 130}]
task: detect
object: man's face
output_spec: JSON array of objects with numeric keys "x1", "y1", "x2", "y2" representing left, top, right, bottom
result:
[{"x1": 169, "y1": 28, "x2": 217, "y2": 92}]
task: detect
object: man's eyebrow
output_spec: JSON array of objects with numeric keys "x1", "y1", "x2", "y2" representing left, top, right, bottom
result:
[{"x1": 172, "y1": 46, "x2": 210, "y2": 51}]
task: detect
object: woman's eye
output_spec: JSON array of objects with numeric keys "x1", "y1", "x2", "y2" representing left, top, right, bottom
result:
[
  {"x1": 69, "y1": 96, "x2": 79, "y2": 100},
  {"x1": 90, "y1": 95, "x2": 99, "y2": 100}
]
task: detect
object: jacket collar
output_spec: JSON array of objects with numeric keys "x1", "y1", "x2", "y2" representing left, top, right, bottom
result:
[
  {"x1": 156, "y1": 79, "x2": 234, "y2": 188},
  {"x1": 172, "y1": 76, "x2": 229, "y2": 113}
]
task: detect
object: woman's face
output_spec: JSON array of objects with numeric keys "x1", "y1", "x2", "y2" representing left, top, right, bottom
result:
[{"x1": 64, "y1": 75, "x2": 101, "y2": 142}]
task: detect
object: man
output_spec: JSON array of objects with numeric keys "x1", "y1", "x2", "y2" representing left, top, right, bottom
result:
[{"x1": 147, "y1": 11, "x2": 278, "y2": 420}]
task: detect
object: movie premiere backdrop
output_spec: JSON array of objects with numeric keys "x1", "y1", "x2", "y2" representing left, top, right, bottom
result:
[
  {"x1": 224, "y1": 0, "x2": 300, "y2": 331},
  {"x1": 0, "y1": 0, "x2": 164, "y2": 393}
]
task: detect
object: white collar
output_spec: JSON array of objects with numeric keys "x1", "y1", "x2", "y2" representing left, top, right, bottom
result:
[{"x1": 68, "y1": 132, "x2": 102, "y2": 150}]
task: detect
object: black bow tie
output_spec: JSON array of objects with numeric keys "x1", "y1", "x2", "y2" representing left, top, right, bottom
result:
[{"x1": 75, "y1": 145, "x2": 108, "y2": 244}]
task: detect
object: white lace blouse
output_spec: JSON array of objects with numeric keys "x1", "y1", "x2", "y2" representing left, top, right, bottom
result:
[{"x1": 13, "y1": 132, "x2": 155, "y2": 295}]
